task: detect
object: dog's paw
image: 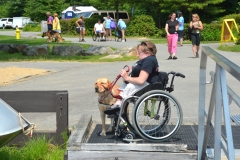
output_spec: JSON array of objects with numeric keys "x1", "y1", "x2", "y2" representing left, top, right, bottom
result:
[{"x1": 100, "y1": 131, "x2": 106, "y2": 136}]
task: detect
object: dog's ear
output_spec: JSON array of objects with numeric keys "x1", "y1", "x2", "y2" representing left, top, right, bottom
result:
[{"x1": 107, "y1": 79, "x2": 112, "y2": 89}]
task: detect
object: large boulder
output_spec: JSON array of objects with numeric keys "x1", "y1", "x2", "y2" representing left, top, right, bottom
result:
[
  {"x1": 0, "y1": 44, "x2": 10, "y2": 52},
  {"x1": 0, "y1": 44, "x2": 29, "y2": 53},
  {"x1": 84, "y1": 45, "x2": 114, "y2": 55},
  {"x1": 52, "y1": 46, "x2": 84, "y2": 56},
  {"x1": 113, "y1": 46, "x2": 137, "y2": 56},
  {"x1": 22, "y1": 44, "x2": 49, "y2": 56}
]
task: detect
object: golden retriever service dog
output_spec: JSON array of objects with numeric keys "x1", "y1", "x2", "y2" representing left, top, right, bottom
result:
[
  {"x1": 95, "y1": 78, "x2": 120, "y2": 136},
  {"x1": 42, "y1": 30, "x2": 63, "y2": 43}
]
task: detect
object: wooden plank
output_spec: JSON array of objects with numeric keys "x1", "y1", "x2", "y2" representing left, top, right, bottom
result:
[
  {"x1": 0, "y1": 91, "x2": 67, "y2": 112},
  {"x1": 68, "y1": 151, "x2": 197, "y2": 160},
  {"x1": 79, "y1": 143, "x2": 187, "y2": 152},
  {"x1": 67, "y1": 115, "x2": 92, "y2": 150},
  {"x1": 56, "y1": 92, "x2": 69, "y2": 144}
]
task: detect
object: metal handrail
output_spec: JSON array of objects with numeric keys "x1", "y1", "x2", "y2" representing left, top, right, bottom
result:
[{"x1": 198, "y1": 46, "x2": 240, "y2": 160}]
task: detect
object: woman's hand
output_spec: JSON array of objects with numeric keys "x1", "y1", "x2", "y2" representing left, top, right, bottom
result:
[{"x1": 120, "y1": 69, "x2": 128, "y2": 81}]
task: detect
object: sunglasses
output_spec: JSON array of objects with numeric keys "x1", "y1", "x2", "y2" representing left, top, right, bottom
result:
[{"x1": 141, "y1": 41, "x2": 153, "y2": 52}]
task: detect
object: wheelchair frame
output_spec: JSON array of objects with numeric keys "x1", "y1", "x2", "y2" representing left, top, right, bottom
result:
[
  {"x1": 92, "y1": 31, "x2": 106, "y2": 41},
  {"x1": 109, "y1": 66, "x2": 185, "y2": 142}
]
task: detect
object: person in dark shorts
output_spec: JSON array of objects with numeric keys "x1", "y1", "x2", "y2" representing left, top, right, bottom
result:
[
  {"x1": 46, "y1": 12, "x2": 53, "y2": 31},
  {"x1": 189, "y1": 13, "x2": 203, "y2": 58}
]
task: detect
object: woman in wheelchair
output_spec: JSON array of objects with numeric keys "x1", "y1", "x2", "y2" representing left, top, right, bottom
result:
[
  {"x1": 104, "y1": 41, "x2": 159, "y2": 115},
  {"x1": 94, "y1": 19, "x2": 106, "y2": 41}
]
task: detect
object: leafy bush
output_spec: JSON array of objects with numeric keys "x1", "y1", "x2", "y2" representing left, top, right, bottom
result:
[
  {"x1": 126, "y1": 15, "x2": 158, "y2": 37},
  {"x1": 200, "y1": 23, "x2": 222, "y2": 41}
]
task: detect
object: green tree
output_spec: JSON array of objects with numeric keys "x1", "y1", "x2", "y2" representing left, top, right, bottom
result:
[
  {"x1": 23, "y1": 0, "x2": 69, "y2": 21},
  {"x1": 0, "y1": 3, "x2": 10, "y2": 18},
  {"x1": 159, "y1": 0, "x2": 225, "y2": 22}
]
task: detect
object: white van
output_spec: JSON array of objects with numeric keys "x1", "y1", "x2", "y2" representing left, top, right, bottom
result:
[{"x1": 76, "y1": 10, "x2": 130, "y2": 23}]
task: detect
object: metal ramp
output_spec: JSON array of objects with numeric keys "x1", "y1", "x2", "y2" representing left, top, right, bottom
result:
[{"x1": 65, "y1": 115, "x2": 240, "y2": 160}]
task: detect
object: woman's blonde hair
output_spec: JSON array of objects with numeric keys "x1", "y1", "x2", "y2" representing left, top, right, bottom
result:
[
  {"x1": 46, "y1": 12, "x2": 51, "y2": 16},
  {"x1": 54, "y1": 13, "x2": 58, "y2": 17},
  {"x1": 80, "y1": 16, "x2": 84, "y2": 19},
  {"x1": 192, "y1": 14, "x2": 200, "y2": 21}
]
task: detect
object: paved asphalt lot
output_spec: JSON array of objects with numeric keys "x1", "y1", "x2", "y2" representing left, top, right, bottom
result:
[{"x1": 0, "y1": 31, "x2": 239, "y2": 130}]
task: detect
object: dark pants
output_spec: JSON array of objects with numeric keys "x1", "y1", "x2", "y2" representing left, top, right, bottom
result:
[
  {"x1": 47, "y1": 24, "x2": 52, "y2": 31},
  {"x1": 191, "y1": 33, "x2": 201, "y2": 46}
]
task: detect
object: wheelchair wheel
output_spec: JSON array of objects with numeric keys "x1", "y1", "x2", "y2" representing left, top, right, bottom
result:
[
  {"x1": 92, "y1": 32, "x2": 97, "y2": 41},
  {"x1": 132, "y1": 90, "x2": 182, "y2": 142}
]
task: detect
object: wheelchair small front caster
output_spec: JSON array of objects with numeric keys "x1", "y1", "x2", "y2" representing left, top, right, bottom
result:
[
  {"x1": 116, "y1": 129, "x2": 121, "y2": 137},
  {"x1": 124, "y1": 131, "x2": 135, "y2": 140}
]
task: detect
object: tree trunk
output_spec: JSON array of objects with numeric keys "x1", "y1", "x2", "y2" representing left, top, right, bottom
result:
[{"x1": 115, "y1": 0, "x2": 119, "y2": 21}]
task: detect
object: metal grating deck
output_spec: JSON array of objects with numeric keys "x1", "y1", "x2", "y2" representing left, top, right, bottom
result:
[
  {"x1": 87, "y1": 124, "x2": 240, "y2": 150},
  {"x1": 231, "y1": 115, "x2": 240, "y2": 126}
]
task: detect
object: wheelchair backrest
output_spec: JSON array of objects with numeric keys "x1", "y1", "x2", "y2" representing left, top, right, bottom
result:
[{"x1": 133, "y1": 71, "x2": 168, "y2": 97}]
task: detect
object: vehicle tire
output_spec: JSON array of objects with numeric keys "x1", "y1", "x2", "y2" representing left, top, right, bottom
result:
[
  {"x1": 3, "y1": 25, "x2": 5, "y2": 29},
  {"x1": 132, "y1": 90, "x2": 182, "y2": 142}
]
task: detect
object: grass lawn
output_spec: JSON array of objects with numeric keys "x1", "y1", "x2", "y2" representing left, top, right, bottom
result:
[
  {"x1": 0, "y1": 35, "x2": 138, "y2": 62},
  {"x1": 217, "y1": 43, "x2": 240, "y2": 52},
  {"x1": 0, "y1": 34, "x2": 239, "y2": 62}
]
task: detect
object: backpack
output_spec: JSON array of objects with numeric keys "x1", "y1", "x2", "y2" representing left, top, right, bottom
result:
[{"x1": 110, "y1": 20, "x2": 116, "y2": 29}]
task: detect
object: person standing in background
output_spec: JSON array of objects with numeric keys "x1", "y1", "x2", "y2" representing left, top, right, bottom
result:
[
  {"x1": 177, "y1": 12, "x2": 184, "y2": 46},
  {"x1": 53, "y1": 13, "x2": 61, "y2": 34},
  {"x1": 75, "y1": 16, "x2": 86, "y2": 42},
  {"x1": 189, "y1": 14, "x2": 203, "y2": 58},
  {"x1": 117, "y1": 19, "x2": 127, "y2": 42},
  {"x1": 104, "y1": 15, "x2": 112, "y2": 41},
  {"x1": 46, "y1": 12, "x2": 53, "y2": 31},
  {"x1": 165, "y1": 12, "x2": 179, "y2": 60}
]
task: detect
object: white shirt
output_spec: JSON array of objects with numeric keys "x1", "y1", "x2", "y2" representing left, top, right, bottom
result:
[{"x1": 94, "y1": 23, "x2": 104, "y2": 31}]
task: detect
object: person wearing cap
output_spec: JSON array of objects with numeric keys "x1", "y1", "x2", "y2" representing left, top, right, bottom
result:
[
  {"x1": 104, "y1": 41, "x2": 159, "y2": 115},
  {"x1": 46, "y1": 12, "x2": 53, "y2": 31},
  {"x1": 117, "y1": 19, "x2": 127, "y2": 42}
]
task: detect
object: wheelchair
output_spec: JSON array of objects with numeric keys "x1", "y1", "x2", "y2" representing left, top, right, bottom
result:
[
  {"x1": 108, "y1": 65, "x2": 185, "y2": 142},
  {"x1": 92, "y1": 31, "x2": 106, "y2": 41}
]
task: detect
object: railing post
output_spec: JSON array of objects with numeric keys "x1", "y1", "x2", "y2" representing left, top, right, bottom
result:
[
  {"x1": 214, "y1": 64, "x2": 222, "y2": 160},
  {"x1": 198, "y1": 50, "x2": 208, "y2": 160},
  {"x1": 220, "y1": 67, "x2": 235, "y2": 160}
]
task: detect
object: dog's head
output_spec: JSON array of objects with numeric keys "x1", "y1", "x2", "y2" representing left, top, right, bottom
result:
[
  {"x1": 95, "y1": 78, "x2": 112, "y2": 93},
  {"x1": 42, "y1": 32, "x2": 47, "y2": 37}
]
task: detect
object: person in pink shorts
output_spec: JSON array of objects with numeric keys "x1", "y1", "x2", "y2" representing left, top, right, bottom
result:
[{"x1": 165, "y1": 12, "x2": 179, "y2": 60}]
